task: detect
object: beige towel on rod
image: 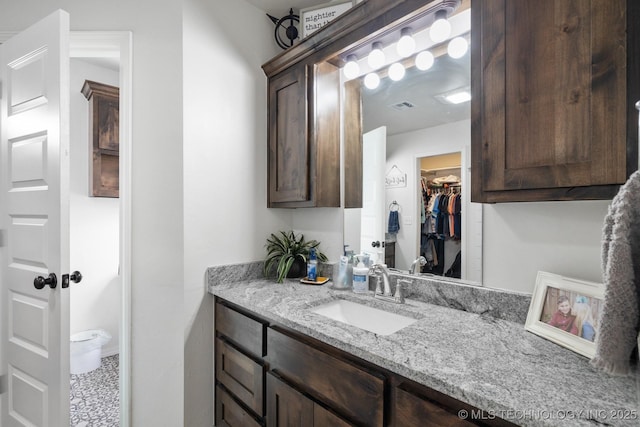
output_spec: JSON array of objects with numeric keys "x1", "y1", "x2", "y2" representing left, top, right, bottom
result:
[{"x1": 591, "y1": 170, "x2": 640, "y2": 375}]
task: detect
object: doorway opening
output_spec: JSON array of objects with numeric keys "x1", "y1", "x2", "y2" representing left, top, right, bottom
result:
[
  {"x1": 70, "y1": 32, "x2": 132, "y2": 427},
  {"x1": 418, "y1": 153, "x2": 462, "y2": 277},
  {"x1": 69, "y1": 57, "x2": 120, "y2": 426}
]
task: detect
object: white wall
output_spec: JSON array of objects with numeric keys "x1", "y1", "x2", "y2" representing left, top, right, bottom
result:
[
  {"x1": 483, "y1": 200, "x2": 609, "y2": 293},
  {"x1": 70, "y1": 59, "x2": 120, "y2": 356},
  {"x1": 182, "y1": 0, "x2": 290, "y2": 425},
  {"x1": 292, "y1": 208, "x2": 344, "y2": 261},
  {"x1": 0, "y1": 2, "x2": 185, "y2": 424}
]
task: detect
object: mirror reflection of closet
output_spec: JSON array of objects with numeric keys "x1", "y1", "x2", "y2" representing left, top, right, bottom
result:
[
  {"x1": 340, "y1": 2, "x2": 482, "y2": 285},
  {"x1": 419, "y1": 153, "x2": 462, "y2": 277}
]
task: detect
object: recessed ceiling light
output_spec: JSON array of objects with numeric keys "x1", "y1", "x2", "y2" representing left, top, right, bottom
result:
[{"x1": 435, "y1": 87, "x2": 471, "y2": 104}]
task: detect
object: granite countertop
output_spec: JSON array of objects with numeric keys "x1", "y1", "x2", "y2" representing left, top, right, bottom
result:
[{"x1": 209, "y1": 278, "x2": 638, "y2": 427}]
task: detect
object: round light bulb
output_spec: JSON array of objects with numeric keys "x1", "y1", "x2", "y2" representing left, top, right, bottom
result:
[
  {"x1": 415, "y1": 50, "x2": 435, "y2": 71},
  {"x1": 388, "y1": 62, "x2": 405, "y2": 82},
  {"x1": 447, "y1": 37, "x2": 468, "y2": 59},
  {"x1": 364, "y1": 72, "x2": 380, "y2": 89},
  {"x1": 396, "y1": 29, "x2": 416, "y2": 58},
  {"x1": 343, "y1": 55, "x2": 360, "y2": 79},
  {"x1": 430, "y1": 17, "x2": 451, "y2": 43},
  {"x1": 367, "y1": 42, "x2": 386, "y2": 69}
]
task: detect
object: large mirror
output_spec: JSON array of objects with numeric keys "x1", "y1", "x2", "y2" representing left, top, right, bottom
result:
[{"x1": 341, "y1": 4, "x2": 482, "y2": 285}]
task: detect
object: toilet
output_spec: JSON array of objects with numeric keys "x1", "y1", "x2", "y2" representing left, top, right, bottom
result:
[{"x1": 70, "y1": 329, "x2": 111, "y2": 375}]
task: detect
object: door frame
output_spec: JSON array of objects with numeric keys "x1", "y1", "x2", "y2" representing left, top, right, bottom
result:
[
  {"x1": 413, "y1": 145, "x2": 483, "y2": 284},
  {"x1": 0, "y1": 30, "x2": 133, "y2": 426}
]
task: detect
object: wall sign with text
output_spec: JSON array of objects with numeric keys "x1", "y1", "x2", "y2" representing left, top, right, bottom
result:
[{"x1": 300, "y1": 0, "x2": 353, "y2": 39}]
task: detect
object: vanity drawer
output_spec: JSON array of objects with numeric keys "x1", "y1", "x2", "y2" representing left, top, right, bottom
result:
[
  {"x1": 215, "y1": 300, "x2": 266, "y2": 357},
  {"x1": 394, "y1": 384, "x2": 475, "y2": 427},
  {"x1": 393, "y1": 381, "x2": 516, "y2": 427},
  {"x1": 215, "y1": 385, "x2": 261, "y2": 427},
  {"x1": 216, "y1": 337, "x2": 264, "y2": 416},
  {"x1": 266, "y1": 327, "x2": 385, "y2": 427}
]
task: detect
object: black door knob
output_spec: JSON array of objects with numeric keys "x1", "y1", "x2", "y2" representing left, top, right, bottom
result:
[
  {"x1": 62, "y1": 271, "x2": 83, "y2": 288},
  {"x1": 70, "y1": 271, "x2": 82, "y2": 283},
  {"x1": 372, "y1": 241, "x2": 381, "y2": 248},
  {"x1": 34, "y1": 273, "x2": 57, "y2": 290}
]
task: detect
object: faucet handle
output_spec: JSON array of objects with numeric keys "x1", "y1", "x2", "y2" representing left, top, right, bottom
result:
[
  {"x1": 369, "y1": 271, "x2": 383, "y2": 294},
  {"x1": 395, "y1": 279, "x2": 410, "y2": 304}
]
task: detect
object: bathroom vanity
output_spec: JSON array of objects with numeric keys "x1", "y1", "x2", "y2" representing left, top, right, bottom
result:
[
  {"x1": 214, "y1": 296, "x2": 513, "y2": 427},
  {"x1": 209, "y1": 273, "x2": 638, "y2": 427}
]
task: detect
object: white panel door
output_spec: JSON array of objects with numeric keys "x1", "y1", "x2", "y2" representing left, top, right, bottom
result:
[
  {"x1": 1, "y1": 10, "x2": 70, "y2": 427},
  {"x1": 360, "y1": 126, "x2": 386, "y2": 263}
]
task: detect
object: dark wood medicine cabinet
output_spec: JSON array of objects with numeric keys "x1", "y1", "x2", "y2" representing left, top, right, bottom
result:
[
  {"x1": 81, "y1": 79, "x2": 120, "y2": 198},
  {"x1": 471, "y1": 0, "x2": 639, "y2": 202},
  {"x1": 262, "y1": 0, "x2": 639, "y2": 207}
]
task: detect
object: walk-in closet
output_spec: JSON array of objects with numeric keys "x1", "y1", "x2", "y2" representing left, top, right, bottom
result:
[{"x1": 419, "y1": 153, "x2": 462, "y2": 278}]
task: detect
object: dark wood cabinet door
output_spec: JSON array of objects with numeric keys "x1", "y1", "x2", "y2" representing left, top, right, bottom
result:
[
  {"x1": 266, "y1": 62, "x2": 341, "y2": 208},
  {"x1": 215, "y1": 337, "x2": 264, "y2": 415},
  {"x1": 268, "y1": 64, "x2": 309, "y2": 206},
  {"x1": 266, "y1": 372, "x2": 314, "y2": 427},
  {"x1": 81, "y1": 80, "x2": 119, "y2": 198},
  {"x1": 471, "y1": 0, "x2": 639, "y2": 202},
  {"x1": 215, "y1": 385, "x2": 262, "y2": 427}
]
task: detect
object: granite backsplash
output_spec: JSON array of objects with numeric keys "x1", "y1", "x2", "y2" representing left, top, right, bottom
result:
[{"x1": 206, "y1": 261, "x2": 532, "y2": 324}]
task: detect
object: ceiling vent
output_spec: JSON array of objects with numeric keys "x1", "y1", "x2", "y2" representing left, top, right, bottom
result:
[{"x1": 390, "y1": 101, "x2": 416, "y2": 111}]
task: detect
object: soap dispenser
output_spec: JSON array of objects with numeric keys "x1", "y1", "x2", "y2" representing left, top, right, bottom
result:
[{"x1": 352, "y1": 255, "x2": 369, "y2": 294}]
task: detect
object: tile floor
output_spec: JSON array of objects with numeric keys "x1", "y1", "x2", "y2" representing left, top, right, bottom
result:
[{"x1": 70, "y1": 354, "x2": 119, "y2": 426}]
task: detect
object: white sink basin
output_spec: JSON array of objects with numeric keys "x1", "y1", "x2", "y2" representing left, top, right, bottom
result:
[{"x1": 310, "y1": 299, "x2": 417, "y2": 336}]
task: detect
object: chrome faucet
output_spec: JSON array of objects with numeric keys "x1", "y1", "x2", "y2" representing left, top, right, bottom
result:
[
  {"x1": 369, "y1": 263, "x2": 405, "y2": 304},
  {"x1": 410, "y1": 256, "x2": 427, "y2": 275}
]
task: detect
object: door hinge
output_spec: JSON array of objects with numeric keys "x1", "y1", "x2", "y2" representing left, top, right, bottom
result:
[
  {"x1": 0, "y1": 229, "x2": 5, "y2": 247},
  {"x1": 0, "y1": 374, "x2": 6, "y2": 395}
]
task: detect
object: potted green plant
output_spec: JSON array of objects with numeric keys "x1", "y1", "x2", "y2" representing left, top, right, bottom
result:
[{"x1": 264, "y1": 231, "x2": 328, "y2": 283}]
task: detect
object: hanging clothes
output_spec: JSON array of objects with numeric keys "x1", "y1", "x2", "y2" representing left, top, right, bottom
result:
[
  {"x1": 453, "y1": 192, "x2": 462, "y2": 239},
  {"x1": 420, "y1": 176, "x2": 463, "y2": 276}
]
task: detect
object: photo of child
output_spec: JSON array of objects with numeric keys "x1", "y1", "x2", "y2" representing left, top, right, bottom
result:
[{"x1": 539, "y1": 287, "x2": 601, "y2": 342}]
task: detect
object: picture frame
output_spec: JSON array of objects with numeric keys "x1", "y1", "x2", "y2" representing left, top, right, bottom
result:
[
  {"x1": 385, "y1": 165, "x2": 407, "y2": 188},
  {"x1": 525, "y1": 271, "x2": 604, "y2": 358},
  {"x1": 300, "y1": 0, "x2": 354, "y2": 39}
]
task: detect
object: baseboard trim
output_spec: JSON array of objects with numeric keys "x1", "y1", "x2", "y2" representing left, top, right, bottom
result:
[{"x1": 101, "y1": 346, "x2": 119, "y2": 358}]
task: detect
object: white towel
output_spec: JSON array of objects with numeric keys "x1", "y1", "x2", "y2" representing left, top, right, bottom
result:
[{"x1": 591, "y1": 170, "x2": 640, "y2": 375}]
